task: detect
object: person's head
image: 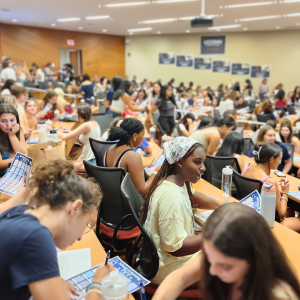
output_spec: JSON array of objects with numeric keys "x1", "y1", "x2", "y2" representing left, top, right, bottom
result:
[
  {"x1": 275, "y1": 89, "x2": 285, "y2": 101},
  {"x1": 280, "y1": 124, "x2": 293, "y2": 143},
  {"x1": 107, "y1": 118, "x2": 144, "y2": 148},
  {"x1": 201, "y1": 202, "x2": 300, "y2": 300},
  {"x1": 216, "y1": 132, "x2": 244, "y2": 157},
  {"x1": 293, "y1": 86, "x2": 300, "y2": 96},
  {"x1": 1, "y1": 79, "x2": 16, "y2": 92},
  {"x1": 76, "y1": 103, "x2": 92, "y2": 123},
  {"x1": 11, "y1": 86, "x2": 28, "y2": 104},
  {"x1": 179, "y1": 82, "x2": 184, "y2": 88},
  {"x1": 232, "y1": 82, "x2": 240, "y2": 92},
  {"x1": 100, "y1": 76, "x2": 107, "y2": 84},
  {"x1": 223, "y1": 90, "x2": 237, "y2": 101},
  {"x1": 137, "y1": 89, "x2": 147, "y2": 100},
  {"x1": 109, "y1": 116, "x2": 124, "y2": 130},
  {"x1": 212, "y1": 98, "x2": 218, "y2": 108},
  {"x1": 0, "y1": 95, "x2": 17, "y2": 110},
  {"x1": 275, "y1": 83, "x2": 283, "y2": 90},
  {"x1": 280, "y1": 117, "x2": 292, "y2": 128},
  {"x1": 2, "y1": 60, "x2": 9, "y2": 69},
  {"x1": 257, "y1": 125, "x2": 276, "y2": 143},
  {"x1": 54, "y1": 87, "x2": 66, "y2": 107},
  {"x1": 43, "y1": 90, "x2": 58, "y2": 108},
  {"x1": 261, "y1": 99, "x2": 273, "y2": 114},
  {"x1": 153, "y1": 82, "x2": 162, "y2": 97},
  {"x1": 27, "y1": 160, "x2": 102, "y2": 249},
  {"x1": 206, "y1": 116, "x2": 236, "y2": 138},
  {"x1": 46, "y1": 62, "x2": 52, "y2": 68},
  {"x1": 223, "y1": 110, "x2": 237, "y2": 120},
  {"x1": 197, "y1": 85, "x2": 202, "y2": 93},
  {"x1": 31, "y1": 62, "x2": 40, "y2": 70},
  {"x1": 262, "y1": 78, "x2": 267, "y2": 84},
  {"x1": 245, "y1": 79, "x2": 251, "y2": 85},
  {"x1": 0, "y1": 103, "x2": 21, "y2": 154},
  {"x1": 112, "y1": 79, "x2": 132, "y2": 100},
  {"x1": 178, "y1": 113, "x2": 195, "y2": 128},
  {"x1": 161, "y1": 84, "x2": 175, "y2": 103},
  {"x1": 24, "y1": 99, "x2": 38, "y2": 115},
  {"x1": 181, "y1": 92, "x2": 189, "y2": 99},
  {"x1": 198, "y1": 116, "x2": 213, "y2": 129},
  {"x1": 191, "y1": 91, "x2": 197, "y2": 99},
  {"x1": 82, "y1": 74, "x2": 90, "y2": 81},
  {"x1": 266, "y1": 119, "x2": 277, "y2": 129},
  {"x1": 18, "y1": 60, "x2": 28, "y2": 68},
  {"x1": 189, "y1": 81, "x2": 193, "y2": 87},
  {"x1": 141, "y1": 137, "x2": 205, "y2": 223},
  {"x1": 170, "y1": 78, "x2": 175, "y2": 84}
]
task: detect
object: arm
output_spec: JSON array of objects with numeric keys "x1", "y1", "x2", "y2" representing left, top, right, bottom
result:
[
  {"x1": 56, "y1": 103, "x2": 66, "y2": 117},
  {"x1": 9, "y1": 126, "x2": 27, "y2": 154},
  {"x1": 0, "y1": 155, "x2": 13, "y2": 171},
  {"x1": 144, "y1": 145, "x2": 153, "y2": 155},
  {"x1": 148, "y1": 105, "x2": 158, "y2": 126},
  {"x1": 0, "y1": 186, "x2": 26, "y2": 214},
  {"x1": 58, "y1": 123, "x2": 91, "y2": 141},
  {"x1": 282, "y1": 158, "x2": 292, "y2": 174},
  {"x1": 121, "y1": 94, "x2": 145, "y2": 112},
  {"x1": 194, "y1": 191, "x2": 220, "y2": 210},
  {"x1": 206, "y1": 134, "x2": 220, "y2": 156},
  {"x1": 152, "y1": 254, "x2": 202, "y2": 300},
  {"x1": 237, "y1": 155, "x2": 244, "y2": 173},
  {"x1": 130, "y1": 91, "x2": 138, "y2": 102},
  {"x1": 171, "y1": 235, "x2": 202, "y2": 257},
  {"x1": 292, "y1": 137, "x2": 300, "y2": 154}
]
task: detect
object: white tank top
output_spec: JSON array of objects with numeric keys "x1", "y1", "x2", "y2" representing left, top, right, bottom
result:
[
  {"x1": 110, "y1": 97, "x2": 126, "y2": 113},
  {"x1": 79, "y1": 124, "x2": 101, "y2": 161}
]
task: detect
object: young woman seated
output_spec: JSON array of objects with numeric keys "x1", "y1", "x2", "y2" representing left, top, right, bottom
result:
[
  {"x1": 172, "y1": 113, "x2": 195, "y2": 137},
  {"x1": 106, "y1": 118, "x2": 157, "y2": 196},
  {"x1": 19, "y1": 99, "x2": 38, "y2": 139},
  {"x1": 280, "y1": 124, "x2": 300, "y2": 154},
  {"x1": 140, "y1": 137, "x2": 220, "y2": 285},
  {"x1": 54, "y1": 87, "x2": 70, "y2": 109},
  {"x1": 0, "y1": 103, "x2": 27, "y2": 177},
  {"x1": 101, "y1": 116, "x2": 124, "y2": 141},
  {"x1": 190, "y1": 116, "x2": 237, "y2": 155},
  {"x1": 58, "y1": 103, "x2": 101, "y2": 173},
  {"x1": 248, "y1": 125, "x2": 292, "y2": 174},
  {"x1": 152, "y1": 203, "x2": 300, "y2": 300},
  {"x1": 37, "y1": 90, "x2": 65, "y2": 120},
  {"x1": 243, "y1": 143, "x2": 300, "y2": 232},
  {"x1": 0, "y1": 95, "x2": 18, "y2": 110},
  {"x1": 0, "y1": 160, "x2": 117, "y2": 300},
  {"x1": 219, "y1": 90, "x2": 236, "y2": 116}
]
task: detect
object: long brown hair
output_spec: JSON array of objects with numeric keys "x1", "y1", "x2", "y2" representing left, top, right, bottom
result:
[
  {"x1": 43, "y1": 90, "x2": 58, "y2": 111},
  {"x1": 257, "y1": 125, "x2": 275, "y2": 143},
  {"x1": 140, "y1": 143, "x2": 201, "y2": 224},
  {"x1": 280, "y1": 124, "x2": 293, "y2": 144},
  {"x1": 0, "y1": 103, "x2": 21, "y2": 154},
  {"x1": 201, "y1": 203, "x2": 300, "y2": 300}
]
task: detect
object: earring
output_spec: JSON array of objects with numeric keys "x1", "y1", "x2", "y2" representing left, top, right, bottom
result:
[
  {"x1": 134, "y1": 138, "x2": 136, "y2": 141},
  {"x1": 179, "y1": 164, "x2": 182, "y2": 168}
]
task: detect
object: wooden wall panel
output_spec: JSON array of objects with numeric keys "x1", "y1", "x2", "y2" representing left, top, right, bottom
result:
[{"x1": 0, "y1": 24, "x2": 125, "y2": 79}]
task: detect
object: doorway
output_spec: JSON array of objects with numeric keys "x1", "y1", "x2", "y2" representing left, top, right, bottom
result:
[{"x1": 59, "y1": 49, "x2": 82, "y2": 76}]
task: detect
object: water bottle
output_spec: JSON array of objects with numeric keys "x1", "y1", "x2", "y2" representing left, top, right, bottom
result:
[
  {"x1": 161, "y1": 134, "x2": 168, "y2": 147},
  {"x1": 80, "y1": 99, "x2": 85, "y2": 103},
  {"x1": 221, "y1": 166, "x2": 233, "y2": 196},
  {"x1": 48, "y1": 130, "x2": 54, "y2": 142},
  {"x1": 260, "y1": 182, "x2": 276, "y2": 228},
  {"x1": 38, "y1": 120, "x2": 47, "y2": 143},
  {"x1": 52, "y1": 130, "x2": 59, "y2": 142},
  {"x1": 100, "y1": 270, "x2": 128, "y2": 300},
  {"x1": 149, "y1": 126, "x2": 156, "y2": 141},
  {"x1": 54, "y1": 109, "x2": 60, "y2": 120}
]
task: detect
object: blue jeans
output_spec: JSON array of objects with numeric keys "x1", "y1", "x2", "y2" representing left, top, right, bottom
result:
[{"x1": 105, "y1": 109, "x2": 122, "y2": 118}]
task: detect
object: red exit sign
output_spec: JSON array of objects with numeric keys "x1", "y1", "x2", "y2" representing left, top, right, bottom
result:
[{"x1": 67, "y1": 39, "x2": 75, "y2": 46}]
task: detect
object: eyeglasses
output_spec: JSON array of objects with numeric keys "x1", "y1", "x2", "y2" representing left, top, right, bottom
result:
[{"x1": 83, "y1": 221, "x2": 96, "y2": 234}]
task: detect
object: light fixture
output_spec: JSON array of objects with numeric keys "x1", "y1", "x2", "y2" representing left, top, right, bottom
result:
[
  {"x1": 85, "y1": 15, "x2": 110, "y2": 20},
  {"x1": 178, "y1": 14, "x2": 219, "y2": 20},
  {"x1": 102, "y1": 29, "x2": 107, "y2": 32},
  {"x1": 223, "y1": 1, "x2": 275, "y2": 8},
  {"x1": 51, "y1": 23, "x2": 56, "y2": 26},
  {"x1": 57, "y1": 17, "x2": 80, "y2": 22},
  {"x1": 127, "y1": 27, "x2": 152, "y2": 32},
  {"x1": 298, "y1": 22, "x2": 300, "y2": 25},
  {"x1": 12, "y1": 19, "x2": 18, "y2": 22},
  {"x1": 105, "y1": 1, "x2": 149, "y2": 7},
  {"x1": 282, "y1": 0, "x2": 300, "y2": 3},
  {"x1": 219, "y1": 6, "x2": 223, "y2": 8},
  {"x1": 141, "y1": 18, "x2": 177, "y2": 24},
  {"x1": 276, "y1": 26, "x2": 280, "y2": 28},
  {"x1": 243, "y1": 27, "x2": 248, "y2": 30},
  {"x1": 284, "y1": 12, "x2": 300, "y2": 17},
  {"x1": 186, "y1": 30, "x2": 190, "y2": 32},
  {"x1": 153, "y1": 0, "x2": 198, "y2": 3},
  {"x1": 239, "y1": 15, "x2": 279, "y2": 21},
  {"x1": 157, "y1": 31, "x2": 161, "y2": 34},
  {"x1": 78, "y1": 26, "x2": 83, "y2": 29},
  {"x1": 208, "y1": 24, "x2": 241, "y2": 30},
  {"x1": 98, "y1": 5, "x2": 101, "y2": 7},
  {"x1": 129, "y1": 32, "x2": 133, "y2": 35}
]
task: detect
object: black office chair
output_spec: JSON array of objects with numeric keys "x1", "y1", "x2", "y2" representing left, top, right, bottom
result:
[
  {"x1": 287, "y1": 105, "x2": 296, "y2": 115},
  {"x1": 258, "y1": 92, "x2": 267, "y2": 102},
  {"x1": 93, "y1": 114, "x2": 113, "y2": 134},
  {"x1": 243, "y1": 138, "x2": 254, "y2": 156},
  {"x1": 24, "y1": 81, "x2": 35, "y2": 88},
  {"x1": 52, "y1": 81, "x2": 62, "y2": 89},
  {"x1": 235, "y1": 125, "x2": 244, "y2": 137},
  {"x1": 285, "y1": 143, "x2": 294, "y2": 171},
  {"x1": 89, "y1": 138, "x2": 117, "y2": 167},
  {"x1": 84, "y1": 161, "x2": 140, "y2": 251},
  {"x1": 257, "y1": 114, "x2": 274, "y2": 123},
  {"x1": 38, "y1": 81, "x2": 50, "y2": 90},
  {"x1": 231, "y1": 167, "x2": 262, "y2": 200},
  {"x1": 249, "y1": 100, "x2": 256, "y2": 110}
]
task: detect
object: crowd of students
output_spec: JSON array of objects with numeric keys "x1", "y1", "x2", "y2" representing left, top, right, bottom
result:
[{"x1": 1, "y1": 66, "x2": 300, "y2": 300}]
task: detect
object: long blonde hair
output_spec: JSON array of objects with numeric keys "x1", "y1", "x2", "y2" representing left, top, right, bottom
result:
[
  {"x1": 54, "y1": 88, "x2": 65, "y2": 107},
  {"x1": 18, "y1": 60, "x2": 30, "y2": 77}
]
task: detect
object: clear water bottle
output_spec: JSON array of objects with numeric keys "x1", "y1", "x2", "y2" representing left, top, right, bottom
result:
[
  {"x1": 54, "y1": 109, "x2": 60, "y2": 120},
  {"x1": 149, "y1": 126, "x2": 156, "y2": 141},
  {"x1": 260, "y1": 182, "x2": 276, "y2": 228},
  {"x1": 221, "y1": 166, "x2": 233, "y2": 196},
  {"x1": 52, "y1": 130, "x2": 59, "y2": 142},
  {"x1": 100, "y1": 270, "x2": 128, "y2": 300},
  {"x1": 38, "y1": 120, "x2": 47, "y2": 143},
  {"x1": 48, "y1": 130, "x2": 54, "y2": 142},
  {"x1": 161, "y1": 134, "x2": 168, "y2": 147}
]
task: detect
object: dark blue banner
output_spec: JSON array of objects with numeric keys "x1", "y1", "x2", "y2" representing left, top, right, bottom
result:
[
  {"x1": 212, "y1": 60, "x2": 231, "y2": 73},
  {"x1": 158, "y1": 53, "x2": 175, "y2": 64},
  {"x1": 251, "y1": 65, "x2": 271, "y2": 78},
  {"x1": 231, "y1": 63, "x2": 250, "y2": 75},
  {"x1": 176, "y1": 55, "x2": 193, "y2": 67},
  {"x1": 201, "y1": 36, "x2": 226, "y2": 54},
  {"x1": 194, "y1": 57, "x2": 212, "y2": 70}
]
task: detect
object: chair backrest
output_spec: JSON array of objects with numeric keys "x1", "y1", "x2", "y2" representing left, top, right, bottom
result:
[
  {"x1": 249, "y1": 100, "x2": 256, "y2": 109},
  {"x1": 120, "y1": 173, "x2": 159, "y2": 280},
  {"x1": 24, "y1": 81, "x2": 35, "y2": 88},
  {"x1": 38, "y1": 81, "x2": 50, "y2": 90},
  {"x1": 287, "y1": 105, "x2": 296, "y2": 115},
  {"x1": 258, "y1": 92, "x2": 267, "y2": 101},
  {"x1": 231, "y1": 167, "x2": 263, "y2": 200},
  {"x1": 235, "y1": 125, "x2": 244, "y2": 137},
  {"x1": 243, "y1": 138, "x2": 253, "y2": 156},
  {"x1": 257, "y1": 114, "x2": 273, "y2": 123},
  {"x1": 175, "y1": 124, "x2": 185, "y2": 137},
  {"x1": 202, "y1": 155, "x2": 241, "y2": 190},
  {"x1": 213, "y1": 109, "x2": 220, "y2": 118},
  {"x1": 285, "y1": 143, "x2": 294, "y2": 167},
  {"x1": 89, "y1": 138, "x2": 117, "y2": 167},
  {"x1": 52, "y1": 81, "x2": 61, "y2": 89},
  {"x1": 93, "y1": 114, "x2": 113, "y2": 133},
  {"x1": 97, "y1": 91, "x2": 106, "y2": 100},
  {"x1": 83, "y1": 161, "x2": 136, "y2": 231}
]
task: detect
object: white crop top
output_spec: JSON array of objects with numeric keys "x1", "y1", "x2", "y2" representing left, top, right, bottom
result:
[{"x1": 110, "y1": 97, "x2": 126, "y2": 113}]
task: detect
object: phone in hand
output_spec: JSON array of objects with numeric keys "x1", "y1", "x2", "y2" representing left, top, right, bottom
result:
[{"x1": 274, "y1": 171, "x2": 286, "y2": 177}]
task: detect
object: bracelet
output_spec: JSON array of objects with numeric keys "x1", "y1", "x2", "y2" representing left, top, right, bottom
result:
[
  {"x1": 86, "y1": 282, "x2": 101, "y2": 293},
  {"x1": 281, "y1": 197, "x2": 288, "y2": 202},
  {"x1": 282, "y1": 193, "x2": 288, "y2": 196},
  {"x1": 86, "y1": 288, "x2": 102, "y2": 297}
]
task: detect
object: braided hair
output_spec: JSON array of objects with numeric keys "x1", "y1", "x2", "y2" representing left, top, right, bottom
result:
[
  {"x1": 139, "y1": 143, "x2": 202, "y2": 224},
  {"x1": 107, "y1": 118, "x2": 144, "y2": 148}
]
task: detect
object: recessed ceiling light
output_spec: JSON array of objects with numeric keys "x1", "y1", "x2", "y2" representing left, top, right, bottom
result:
[
  {"x1": 105, "y1": 2, "x2": 149, "y2": 7},
  {"x1": 243, "y1": 27, "x2": 248, "y2": 30},
  {"x1": 51, "y1": 23, "x2": 56, "y2": 26},
  {"x1": 186, "y1": 30, "x2": 190, "y2": 33},
  {"x1": 276, "y1": 26, "x2": 280, "y2": 28},
  {"x1": 12, "y1": 19, "x2": 17, "y2": 22},
  {"x1": 239, "y1": 15, "x2": 279, "y2": 21},
  {"x1": 129, "y1": 32, "x2": 133, "y2": 35},
  {"x1": 298, "y1": 22, "x2": 300, "y2": 25},
  {"x1": 153, "y1": 0, "x2": 197, "y2": 3},
  {"x1": 282, "y1": 0, "x2": 300, "y2": 2},
  {"x1": 86, "y1": 15, "x2": 110, "y2": 20},
  {"x1": 57, "y1": 17, "x2": 80, "y2": 22},
  {"x1": 141, "y1": 18, "x2": 177, "y2": 24},
  {"x1": 219, "y1": 6, "x2": 223, "y2": 8},
  {"x1": 157, "y1": 31, "x2": 161, "y2": 34},
  {"x1": 285, "y1": 12, "x2": 300, "y2": 17},
  {"x1": 208, "y1": 24, "x2": 241, "y2": 30},
  {"x1": 98, "y1": 5, "x2": 102, "y2": 7},
  {"x1": 128, "y1": 27, "x2": 152, "y2": 32},
  {"x1": 78, "y1": 26, "x2": 83, "y2": 29},
  {"x1": 223, "y1": 1, "x2": 275, "y2": 8},
  {"x1": 102, "y1": 29, "x2": 107, "y2": 32}
]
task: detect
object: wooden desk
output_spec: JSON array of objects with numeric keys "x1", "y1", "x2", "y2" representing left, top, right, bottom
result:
[
  {"x1": 294, "y1": 153, "x2": 300, "y2": 169},
  {"x1": 142, "y1": 141, "x2": 163, "y2": 165},
  {"x1": 64, "y1": 230, "x2": 134, "y2": 300},
  {"x1": 193, "y1": 179, "x2": 300, "y2": 280},
  {"x1": 244, "y1": 129, "x2": 254, "y2": 137}
]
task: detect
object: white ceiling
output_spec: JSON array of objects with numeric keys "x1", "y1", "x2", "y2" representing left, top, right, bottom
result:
[{"x1": 0, "y1": 0, "x2": 300, "y2": 36}]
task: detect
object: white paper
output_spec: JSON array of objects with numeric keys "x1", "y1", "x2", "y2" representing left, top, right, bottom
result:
[{"x1": 57, "y1": 248, "x2": 91, "y2": 280}]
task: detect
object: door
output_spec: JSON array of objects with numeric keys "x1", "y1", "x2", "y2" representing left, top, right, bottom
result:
[{"x1": 70, "y1": 51, "x2": 79, "y2": 76}]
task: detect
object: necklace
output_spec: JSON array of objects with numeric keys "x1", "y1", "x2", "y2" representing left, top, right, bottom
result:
[{"x1": 172, "y1": 174, "x2": 184, "y2": 187}]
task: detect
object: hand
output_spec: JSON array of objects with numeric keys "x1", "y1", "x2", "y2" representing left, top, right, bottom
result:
[
  {"x1": 155, "y1": 165, "x2": 161, "y2": 172},
  {"x1": 279, "y1": 179, "x2": 290, "y2": 194},
  {"x1": 187, "y1": 118, "x2": 193, "y2": 125},
  {"x1": 8, "y1": 124, "x2": 20, "y2": 136},
  {"x1": 93, "y1": 262, "x2": 115, "y2": 283},
  {"x1": 62, "y1": 128, "x2": 70, "y2": 133},
  {"x1": 35, "y1": 111, "x2": 47, "y2": 119},
  {"x1": 24, "y1": 130, "x2": 33, "y2": 139},
  {"x1": 140, "y1": 106, "x2": 146, "y2": 112},
  {"x1": 61, "y1": 278, "x2": 78, "y2": 296}
]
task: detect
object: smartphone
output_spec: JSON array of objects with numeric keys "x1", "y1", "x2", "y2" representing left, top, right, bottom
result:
[
  {"x1": 274, "y1": 171, "x2": 286, "y2": 177},
  {"x1": 143, "y1": 153, "x2": 151, "y2": 157}
]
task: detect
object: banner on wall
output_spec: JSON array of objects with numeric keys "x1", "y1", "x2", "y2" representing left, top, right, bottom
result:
[
  {"x1": 212, "y1": 60, "x2": 231, "y2": 73},
  {"x1": 176, "y1": 55, "x2": 193, "y2": 67},
  {"x1": 158, "y1": 53, "x2": 176, "y2": 64},
  {"x1": 231, "y1": 63, "x2": 250, "y2": 75},
  {"x1": 201, "y1": 36, "x2": 226, "y2": 54},
  {"x1": 194, "y1": 57, "x2": 212, "y2": 70},
  {"x1": 251, "y1": 65, "x2": 271, "y2": 78}
]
